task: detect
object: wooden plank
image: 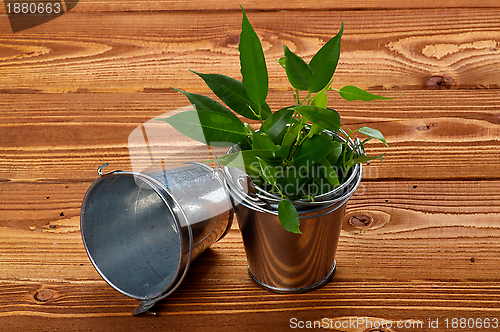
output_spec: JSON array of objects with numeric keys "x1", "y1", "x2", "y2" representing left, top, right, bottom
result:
[
  {"x1": 1, "y1": 180, "x2": 499, "y2": 283},
  {"x1": 340, "y1": 180, "x2": 500, "y2": 280},
  {"x1": 0, "y1": 278, "x2": 499, "y2": 331},
  {"x1": 2, "y1": 251, "x2": 500, "y2": 330},
  {"x1": 1, "y1": 4, "x2": 500, "y2": 331},
  {"x1": 1, "y1": 90, "x2": 499, "y2": 181},
  {"x1": 1, "y1": 9, "x2": 500, "y2": 92},
  {"x1": 2, "y1": 0, "x2": 500, "y2": 14},
  {"x1": 2, "y1": 212, "x2": 500, "y2": 330}
]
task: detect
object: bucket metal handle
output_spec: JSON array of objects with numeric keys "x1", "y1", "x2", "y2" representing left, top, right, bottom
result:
[
  {"x1": 97, "y1": 162, "x2": 122, "y2": 176},
  {"x1": 97, "y1": 162, "x2": 110, "y2": 175}
]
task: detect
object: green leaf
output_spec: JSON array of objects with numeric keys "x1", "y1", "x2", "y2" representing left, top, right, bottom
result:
[
  {"x1": 326, "y1": 141, "x2": 344, "y2": 165},
  {"x1": 306, "y1": 123, "x2": 324, "y2": 138},
  {"x1": 320, "y1": 130, "x2": 334, "y2": 140},
  {"x1": 292, "y1": 105, "x2": 341, "y2": 132},
  {"x1": 315, "y1": 158, "x2": 340, "y2": 187},
  {"x1": 345, "y1": 153, "x2": 386, "y2": 169},
  {"x1": 237, "y1": 136, "x2": 253, "y2": 151},
  {"x1": 338, "y1": 85, "x2": 392, "y2": 102},
  {"x1": 310, "y1": 158, "x2": 341, "y2": 196},
  {"x1": 261, "y1": 107, "x2": 294, "y2": 142},
  {"x1": 274, "y1": 122, "x2": 302, "y2": 159},
  {"x1": 293, "y1": 134, "x2": 337, "y2": 169},
  {"x1": 190, "y1": 71, "x2": 258, "y2": 120},
  {"x1": 278, "y1": 57, "x2": 286, "y2": 69},
  {"x1": 311, "y1": 90, "x2": 328, "y2": 108},
  {"x1": 260, "y1": 102, "x2": 272, "y2": 120},
  {"x1": 357, "y1": 127, "x2": 389, "y2": 146},
  {"x1": 278, "y1": 200, "x2": 301, "y2": 234},
  {"x1": 239, "y1": 7, "x2": 268, "y2": 106},
  {"x1": 275, "y1": 165, "x2": 310, "y2": 199},
  {"x1": 172, "y1": 88, "x2": 236, "y2": 118},
  {"x1": 191, "y1": 71, "x2": 272, "y2": 120},
  {"x1": 252, "y1": 131, "x2": 277, "y2": 151},
  {"x1": 256, "y1": 156, "x2": 277, "y2": 186},
  {"x1": 308, "y1": 22, "x2": 343, "y2": 93},
  {"x1": 212, "y1": 149, "x2": 275, "y2": 173},
  {"x1": 283, "y1": 45, "x2": 314, "y2": 91},
  {"x1": 244, "y1": 123, "x2": 255, "y2": 136},
  {"x1": 156, "y1": 110, "x2": 246, "y2": 147},
  {"x1": 342, "y1": 143, "x2": 353, "y2": 166}
]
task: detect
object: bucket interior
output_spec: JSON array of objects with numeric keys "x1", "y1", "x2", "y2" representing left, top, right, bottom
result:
[{"x1": 81, "y1": 173, "x2": 184, "y2": 300}]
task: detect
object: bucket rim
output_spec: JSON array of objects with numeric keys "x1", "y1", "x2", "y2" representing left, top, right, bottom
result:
[
  {"x1": 80, "y1": 168, "x2": 194, "y2": 307},
  {"x1": 225, "y1": 128, "x2": 363, "y2": 205},
  {"x1": 219, "y1": 161, "x2": 362, "y2": 218},
  {"x1": 251, "y1": 163, "x2": 361, "y2": 207}
]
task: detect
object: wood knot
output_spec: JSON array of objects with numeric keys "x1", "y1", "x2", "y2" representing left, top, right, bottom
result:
[
  {"x1": 343, "y1": 211, "x2": 389, "y2": 234},
  {"x1": 35, "y1": 289, "x2": 54, "y2": 302},
  {"x1": 348, "y1": 214, "x2": 374, "y2": 228},
  {"x1": 426, "y1": 75, "x2": 455, "y2": 89},
  {"x1": 417, "y1": 123, "x2": 436, "y2": 131},
  {"x1": 227, "y1": 34, "x2": 240, "y2": 46}
]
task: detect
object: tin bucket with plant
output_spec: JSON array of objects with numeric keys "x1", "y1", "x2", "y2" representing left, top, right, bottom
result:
[{"x1": 157, "y1": 7, "x2": 389, "y2": 292}]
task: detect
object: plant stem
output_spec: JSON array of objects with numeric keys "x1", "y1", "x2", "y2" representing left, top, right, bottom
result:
[
  {"x1": 273, "y1": 183, "x2": 288, "y2": 200},
  {"x1": 300, "y1": 92, "x2": 311, "y2": 105},
  {"x1": 352, "y1": 137, "x2": 372, "y2": 153},
  {"x1": 248, "y1": 104, "x2": 264, "y2": 125},
  {"x1": 341, "y1": 129, "x2": 353, "y2": 165},
  {"x1": 297, "y1": 133, "x2": 309, "y2": 146},
  {"x1": 286, "y1": 129, "x2": 304, "y2": 162}
]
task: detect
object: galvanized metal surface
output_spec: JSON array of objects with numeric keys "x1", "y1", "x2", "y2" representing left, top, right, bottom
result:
[
  {"x1": 80, "y1": 162, "x2": 233, "y2": 315},
  {"x1": 218, "y1": 130, "x2": 364, "y2": 292}
]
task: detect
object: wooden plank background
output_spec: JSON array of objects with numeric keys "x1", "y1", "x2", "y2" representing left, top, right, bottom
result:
[{"x1": 1, "y1": 1, "x2": 500, "y2": 331}]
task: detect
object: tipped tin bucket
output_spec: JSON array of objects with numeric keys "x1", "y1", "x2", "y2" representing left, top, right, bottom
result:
[{"x1": 80, "y1": 162, "x2": 233, "y2": 315}]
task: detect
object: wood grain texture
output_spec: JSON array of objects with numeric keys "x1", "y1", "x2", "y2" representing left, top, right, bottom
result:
[
  {"x1": 1, "y1": 179, "x2": 498, "y2": 279},
  {"x1": 2, "y1": 0, "x2": 500, "y2": 14},
  {"x1": 1, "y1": 180, "x2": 498, "y2": 281},
  {"x1": 1, "y1": 9, "x2": 500, "y2": 92},
  {"x1": 1, "y1": 90, "x2": 499, "y2": 181},
  {"x1": 1, "y1": 2, "x2": 500, "y2": 331},
  {"x1": 4, "y1": 278, "x2": 500, "y2": 327},
  {"x1": 2, "y1": 179, "x2": 500, "y2": 330}
]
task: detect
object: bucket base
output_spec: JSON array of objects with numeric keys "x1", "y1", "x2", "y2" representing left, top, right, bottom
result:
[{"x1": 247, "y1": 261, "x2": 336, "y2": 294}]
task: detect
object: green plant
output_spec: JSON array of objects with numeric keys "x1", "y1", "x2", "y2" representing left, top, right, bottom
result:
[{"x1": 157, "y1": 7, "x2": 389, "y2": 234}]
